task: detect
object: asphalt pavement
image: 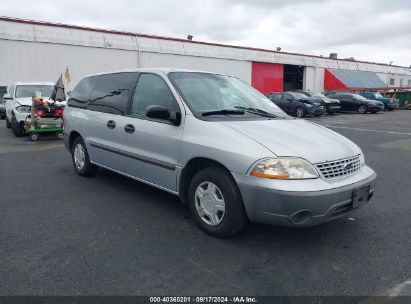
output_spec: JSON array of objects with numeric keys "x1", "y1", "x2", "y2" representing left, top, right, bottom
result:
[{"x1": 0, "y1": 111, "x2": 410, "y2": 296}]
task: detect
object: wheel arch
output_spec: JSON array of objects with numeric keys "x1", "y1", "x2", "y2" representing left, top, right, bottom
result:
[
  {"x1": 178, "y1": 157, "x2": 233, "y2": 204},
  {"x1": 68, "y1": 131, "x2": 83, "y2": 151}
]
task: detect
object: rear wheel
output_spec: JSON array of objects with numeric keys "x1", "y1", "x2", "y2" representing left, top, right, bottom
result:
[
  {"x1": 358, "y1": 105, "x2": 367, "y2": 114},
  {"x1": 295, "y1": 107, "x2": 305, "y2": 118},
  {"x1": 188, "y1": 167, "x2": 247, "y2": 237},
  {"x1": 11, "y1": 115, "x2": 24, "y2": 136},
  {"x1": 56, "y1": 131, "x2": 64, "y2": 140},
  {"x1": 71, "y1": 137, "x2": 97, "y2": 176}
]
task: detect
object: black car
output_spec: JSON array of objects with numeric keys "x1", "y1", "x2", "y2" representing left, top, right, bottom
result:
[
  {"x1": 296, "y1": 90, "x2": 341, "y2": 114},
  {"x1": 328, "y1": 93, "x2": 384, "y2": 114},
  {"x1": 266, "y1": 92, "x2": 325, "y2": 118}
]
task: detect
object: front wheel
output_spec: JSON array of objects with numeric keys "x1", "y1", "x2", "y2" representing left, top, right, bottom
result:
[
  {"x1": 188, "y1": 167, "x2": 247, "y2": 237},
  {"x1": 71, "y1": 137, "x2": 97, "y2": 176},
  {"x1": 29, "y1": 132, "x2": 39, "y2": 141},
  {"x1": 11, "y1": 115, "x2": 24, "y2": 136},
  {"x1": 358, "y1": 105, "x2": 367, "y2": 114},
  {"x1": 295, "y1": 107, "x2": 305, "y2": 118},
  {"x1": 6, "y1": 117, "x2": 11, "y2": 128}
]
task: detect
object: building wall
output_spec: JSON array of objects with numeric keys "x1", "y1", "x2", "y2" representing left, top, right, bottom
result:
[
  {"x1": 140, "y1": 52, "x2": 252, "y2": 83},
  {"x1": 1, "y1": 19, "x2": 411, "y2": 93},
  {"x1": 0, "y1": 39, "x2": 139, "y2": 90}
]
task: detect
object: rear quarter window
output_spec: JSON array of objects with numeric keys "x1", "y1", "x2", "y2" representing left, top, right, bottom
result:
[
  {"x1": 88, "y1": 73, "x2": 137, "y2": 115},
  {"x1": 68, "y1": 73, "x2": 137, "y2": 115}
]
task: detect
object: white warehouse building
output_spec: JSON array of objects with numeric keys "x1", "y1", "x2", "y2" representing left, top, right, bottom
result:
[{"x1": 1, "y1": 16, "x2": 411, "y2": 93}]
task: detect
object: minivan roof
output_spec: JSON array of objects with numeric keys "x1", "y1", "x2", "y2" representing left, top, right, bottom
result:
[
  {"x1": 84, "y1": 68, "x2": 228, "y2": 78},
  {"x1": 12, "y1": 82, "x2": 55, "y2": 86}
]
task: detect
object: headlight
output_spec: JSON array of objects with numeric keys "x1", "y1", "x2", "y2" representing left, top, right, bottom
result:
[
  {"x1": 358, "y1": 151, "x2": 365, "y2": 165},
  {"x1": 15, "y1": 106, "x2": 31, "y2": 113},
  {"x1": 250, "y1": 158, "x2": 319, "y2": 180}
]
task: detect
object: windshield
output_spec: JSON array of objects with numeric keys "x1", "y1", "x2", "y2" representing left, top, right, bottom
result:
[
  {"x1": 168, "y1": 72, "x2": 287, "y2": 119},
  {"x1": 15, "y1": 85, "x2": 54, "y2": 98},
  {"x1": 374, "y1": 92, "x2": 383, "y2": 98},
  {"x1": 313, "y1": 93, "x2": 326, "y2": 98},
  {"x1": 353, "y1": 94, "x2": 367, "y2": 101}
]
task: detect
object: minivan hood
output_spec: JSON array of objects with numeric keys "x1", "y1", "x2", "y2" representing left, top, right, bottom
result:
[{"x1": 221, "y1": 119, "x2": 360, "y2": 164}]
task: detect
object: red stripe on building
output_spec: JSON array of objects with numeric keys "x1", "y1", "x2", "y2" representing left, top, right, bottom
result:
[
  {"x1": 324, "y1": 68, "x2": 347, "y2": 90},
  {"x1": 251, "y1": 62, "x2": 284, "y2": 93}
]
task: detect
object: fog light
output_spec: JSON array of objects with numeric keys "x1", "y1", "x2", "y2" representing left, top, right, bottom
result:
[{"x1": 289, "y1": 210, "x2": 313, "y2": 225}]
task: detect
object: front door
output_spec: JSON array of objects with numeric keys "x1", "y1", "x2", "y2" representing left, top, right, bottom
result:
[{"x1": 118, "y1": 73, "x2": 184, "y2": 193}]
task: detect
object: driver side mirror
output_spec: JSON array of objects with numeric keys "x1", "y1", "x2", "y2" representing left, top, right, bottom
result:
[
  {"x1": 146, "y1": 105, "x2": 181, "y2": 126},
  {"x1": 3, "y1": 94, "x2": 12, "y2": 100}
]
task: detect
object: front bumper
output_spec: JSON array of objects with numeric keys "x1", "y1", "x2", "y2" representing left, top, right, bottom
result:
[
  {"x1": 385, "y1": 103, "x2": 396, "y2": 110},
  {"x1": 307, "y1": 106, "x2": 325, "y2": 116},
  {"x1": 233, "y1": 165, "x2": 377, "y2": 227},
  {"x1": 325, "y1": 104, "x2": 341, "y2": 113}
]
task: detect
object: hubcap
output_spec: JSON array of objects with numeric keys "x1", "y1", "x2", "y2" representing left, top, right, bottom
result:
[
  {"x1": 359, "y1": 106, "x2": 366, "y2": 114},
  {"x1": 195, "y1": 182, "x2": 226, "y2": 226},
  {"x1": 297, "y1": 108, "x2": 304, "y2": 118},
  {"x1": 73, "y1": 143, "x2": 86, "y2": 170}
]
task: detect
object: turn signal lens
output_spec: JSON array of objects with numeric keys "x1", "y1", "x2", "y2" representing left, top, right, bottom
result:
[{"x1": 250, "y1": 158, "x2": 319, "y2": 180}]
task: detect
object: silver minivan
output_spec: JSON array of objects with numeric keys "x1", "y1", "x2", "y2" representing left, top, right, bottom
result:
[{"x1": 63, "y1": 68, "x2": 377, "y2": 237}]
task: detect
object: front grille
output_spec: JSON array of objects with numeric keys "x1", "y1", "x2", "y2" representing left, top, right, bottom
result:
[{"x1": 315, "y1": 155, "x2": 362, "y2": 180}]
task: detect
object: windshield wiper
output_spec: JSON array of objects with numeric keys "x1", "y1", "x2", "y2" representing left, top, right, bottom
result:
[
  {"x1": 202, "y1": 109, "x2": 245, "y2": 117},
  {"x1": 234, "y1": 106, "x2": 279, "y2": 118}
]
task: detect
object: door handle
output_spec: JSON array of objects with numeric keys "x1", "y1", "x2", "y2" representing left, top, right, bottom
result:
[
  {"x1": 107, "y1": 120, "x2": 116, "y2": 129},
  {"x1": 124, "y1": 124, "x2": 135, "y2": 134}
]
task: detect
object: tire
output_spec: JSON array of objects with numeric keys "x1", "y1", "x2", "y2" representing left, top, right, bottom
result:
[
  {"x1": 11, "y1": 115, "x2": 24, "y2": 137},
  {"x1": 358, "y1": 105, "x2": 367, "y2": 114},
  {"x1": 29, "y1": 132, "x2": 39, "y2": 141},
  {"x1": 295, "y1": 107, "x2": 305, "y2": 118},
  {"x1": 6, "y1": 117, "x2": 11, "y2": 128},
  {"x1": 188, "y1": 166, "x2": 247, "y2": 237},
  {"x1": 71, "y1": 137, "x2": 97, "y2": 176},
  {"x1": 56, "y1": 131, "x2": 64, "y2": 140},
  {"x1": 388, "y1": 108, "x2": 394, "y2": 111}
]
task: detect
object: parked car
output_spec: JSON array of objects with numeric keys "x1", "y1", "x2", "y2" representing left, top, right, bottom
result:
[
  {"x1": 0, "y1": 94, "x2": 6, "y2": 119},
  {"x1": 63, "y1": 69, "x2": 377, "y2": 237},
  {"x1": 328, "y1": 93, "x2": 384, "y2": 114},
  {"x1": 359, "y1": 91, "x2": 396, "y2": 111},
  {"x1": 297, "y1": 90, "x2": 341, "y2": 114},
  {"x1": 266, "y1": 91, "x2": 325, "y2": 118},
  {"x1": 4, "y1": 82, "x2": 55, "y2": 136}
]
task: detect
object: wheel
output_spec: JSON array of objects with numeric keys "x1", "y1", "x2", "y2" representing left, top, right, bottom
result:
[
  {"x1": 188, "y1": 167, "x2": 247, "y2": 237},
  {"x1": 388, "y1": 108, "x2": 394, "y2": 111},
  {"x1": 71, "y1": 137, "x2": 97, "y2": 176},
  {"x1": 358, "y1": 105, "x2": 367, "y2": 114},
  {"x1": 314, "y1": 113, "x2": 322, "y2": 117},
  {"x1": 56, "y1": 131, "x2": 64, "y2": 140},
  {"x1": 29, "y1": 132, "x2": 39, "y2": 141},
  {"x1": 11, "y1": 115, "x2": 24, "y2": 137},
  {"x1": 295, "y1": 107, "x2": 305, "y2": 118},
  {"x1": 6, "y1": 117, "x2": 11, "y2": 128}
]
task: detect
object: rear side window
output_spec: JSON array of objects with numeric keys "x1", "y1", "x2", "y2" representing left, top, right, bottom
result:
[
  {"x1": 68, "y1": 73, "x2": 137, "y2": 114},
  {"x1": 88, "y1": 73, "x2": 137, "y2": 115},
  {"x1": 68, "y1": 77, "x2": 94, "y2": 106}
]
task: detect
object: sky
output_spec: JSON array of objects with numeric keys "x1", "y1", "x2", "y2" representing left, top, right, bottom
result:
[{"x1": 1, "y1": 0, "x2": 411, "y2": 66}]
